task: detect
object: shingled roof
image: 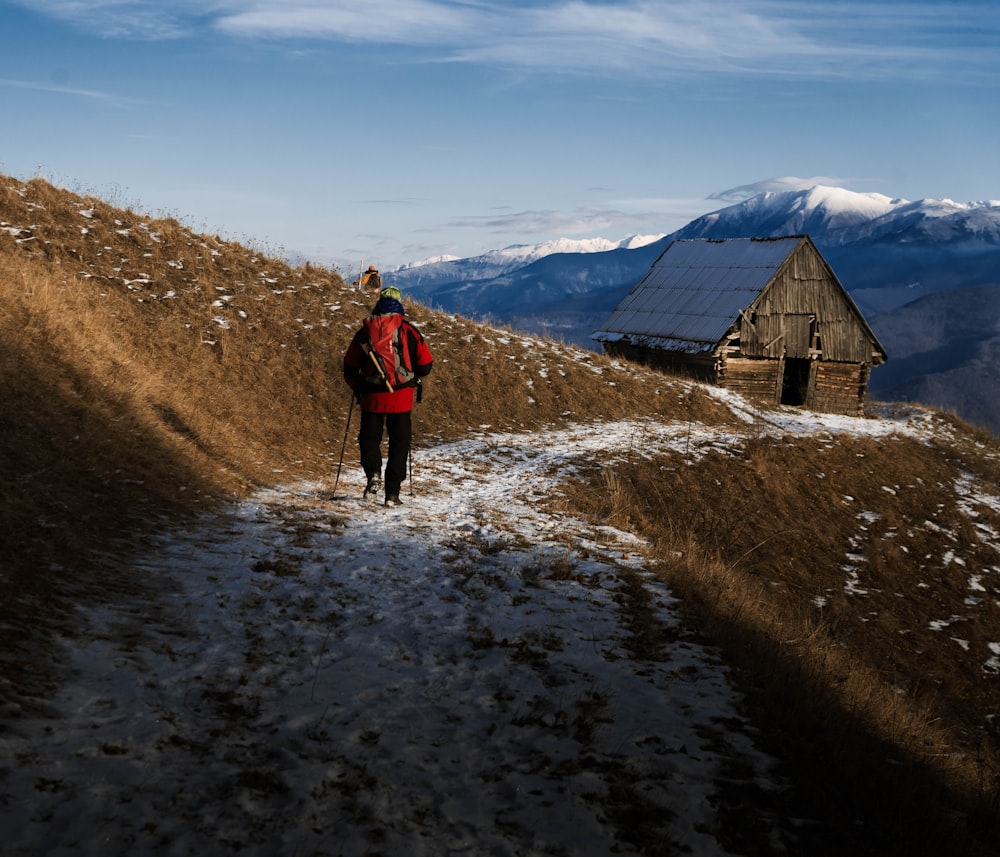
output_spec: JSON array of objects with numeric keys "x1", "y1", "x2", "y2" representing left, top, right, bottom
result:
[{"x1": 592, "y1": 236, "x2": 877, "y2": 356}]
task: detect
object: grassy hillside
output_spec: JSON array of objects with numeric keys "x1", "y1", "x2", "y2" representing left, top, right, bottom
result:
[
  {"x1": 2, "y1": 174, "x2": 999, "y2": 855},
  {"x1": 565, "y1": 418, "x2": 1000, "y2": 854},
  {"x1": 0, "y1": 174, "x2": 712, "y2": 696}
]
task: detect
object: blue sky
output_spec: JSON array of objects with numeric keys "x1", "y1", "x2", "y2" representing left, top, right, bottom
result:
[{"x1": 1, "y1": 1, "x2": 998, "y2": 273}]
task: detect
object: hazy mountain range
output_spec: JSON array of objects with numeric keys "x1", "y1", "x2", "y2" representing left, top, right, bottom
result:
[{"x1": 389, "y1": 186, "x2": 1000, "y2": 435}]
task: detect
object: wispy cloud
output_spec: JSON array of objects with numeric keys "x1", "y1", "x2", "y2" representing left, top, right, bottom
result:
[
  {"x1": 216, "y1": 1, "x2": 478, "y2": 44},
  {"x1": 16, "y1": 0, "x2": 191, "y2": 39},
  {"x1": 14, "y1": 1, "x2": 1000, "y2": 79},
  {"x1": 444, "y1": 200, "x2": 701, "y2": 237},
  {"x1": 0, "y1": 77, "x2": 144, "y2": 107},
  {"x1": 446, "y1": 207, "x2": 616, "y2": 236},
  {"x1": 709, "y1": 176, "x2": 858, "y2": 201}
]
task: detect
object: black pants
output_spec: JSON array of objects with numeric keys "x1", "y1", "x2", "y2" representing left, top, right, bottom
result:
[{"x1": 358, "y1": 410, "x2": 411, "y2": 495}]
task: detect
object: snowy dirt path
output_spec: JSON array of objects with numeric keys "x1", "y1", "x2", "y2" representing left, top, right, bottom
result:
[{"x1": 1, "y1": 418, "x2": 788, "y2": 857}]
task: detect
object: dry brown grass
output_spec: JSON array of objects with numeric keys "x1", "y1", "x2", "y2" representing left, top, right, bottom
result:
[
  {"x1": 564, "y1": 426, "x2": 1000, "y2": 855},
  {"x1": 0, "y1": 174, "x2": 713, "y2": 695},
  {"x1": 4, "y1": 173, "x2": 1000, "y2": 854}
]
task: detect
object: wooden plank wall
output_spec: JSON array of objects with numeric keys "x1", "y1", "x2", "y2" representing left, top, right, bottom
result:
[
  {"x1": 720, "y1": 356, "x2": 781, "y2": 402},
  {"x1": 746, "y1": 244, "x2": 876, "y2": 364},
  {"x1": 603, "y1": 341, "x2": 719, "y2": 382},
  {"x1": 809, "y1": 362, "x2": 869, "y2": 416},
  {"x1": 608, "y1": 342, "x2": 871, "y2": 416}
]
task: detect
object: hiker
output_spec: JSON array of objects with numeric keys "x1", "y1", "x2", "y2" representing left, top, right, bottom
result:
[
  {"x1": 357, "y1": 265, "x2": 382, "y2": 291},
  {"x1": 342, "y1": 286, "x2": 433, "y2": 506}
]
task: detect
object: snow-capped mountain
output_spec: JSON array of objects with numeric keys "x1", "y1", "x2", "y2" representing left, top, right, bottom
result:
[
  {"x1": 389, "y1": 233, "x2": 665, "y2": 287},
  {"x1": 669, "y1": 188, "x2": 1000, "y2": 317},
  {"x1": 391, "y1": 185, "x2": 1000, "y2": 322},
  {"x1": 678, "y1": 186, "x2": 907, "y2": 242},
  {"x1": 675, "y1": 186, "x2": 1000, "y2": 247},
  {"x1": 390, "y1": 185, "x2": 1000, "y2": 435}
]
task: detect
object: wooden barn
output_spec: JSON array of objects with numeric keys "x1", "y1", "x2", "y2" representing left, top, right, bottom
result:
[{"x1": 592, "y1": 236, "x2": 887, "y2": 415}]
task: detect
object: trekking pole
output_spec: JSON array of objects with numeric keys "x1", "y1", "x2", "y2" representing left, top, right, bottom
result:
[
  {"x1": 332, "y1": 394, "x2": 355, "y2": 499},
  {"x1": 361, "y1": 342, "x2": 394, "y2": 392},
  {"x1": 408, "y1": 379, "x2": 421, "y2": 496}
]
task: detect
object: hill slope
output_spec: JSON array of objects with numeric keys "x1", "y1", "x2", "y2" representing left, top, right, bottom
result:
[{"x1": 2, "y1": 174, "x2": 999, "y2": 856}]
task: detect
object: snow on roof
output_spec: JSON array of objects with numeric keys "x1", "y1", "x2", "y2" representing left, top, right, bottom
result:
[{"x1": 592, "y1": 236, "x2": 805, "y2": 350}]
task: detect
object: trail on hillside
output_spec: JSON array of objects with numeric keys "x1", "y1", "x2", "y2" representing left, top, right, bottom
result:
[{"x1": 1, "y1": 417, "x2": 796, "y2": 856}]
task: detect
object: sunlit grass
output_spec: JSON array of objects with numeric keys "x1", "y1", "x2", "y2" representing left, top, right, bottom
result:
[{"x1": 3, "y1": 173, "x2": 1000, "y2": 856}]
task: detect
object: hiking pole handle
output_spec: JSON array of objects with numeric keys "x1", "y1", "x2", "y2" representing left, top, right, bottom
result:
[{"x1": 361, "y1": 342, "x2": 394, "y2": 392}]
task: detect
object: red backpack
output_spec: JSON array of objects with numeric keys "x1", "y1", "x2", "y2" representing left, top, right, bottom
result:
[{"x1": 361, "y1": 314, "x2": 415, "y2": 390}]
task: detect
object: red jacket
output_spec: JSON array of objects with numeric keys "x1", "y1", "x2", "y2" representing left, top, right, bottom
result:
[{"x1": 343, "y1": 312, "x2": 433, "y2": 413}]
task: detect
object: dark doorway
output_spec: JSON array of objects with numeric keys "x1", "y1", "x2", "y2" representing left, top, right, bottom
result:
[{"x1": 781, "y1": 358, "x2": 811, "y2": 405}]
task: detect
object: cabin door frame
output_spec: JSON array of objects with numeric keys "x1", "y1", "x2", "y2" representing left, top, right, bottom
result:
[{"x1": 780, "y1": 357, "x2": 814, "y2": 406}]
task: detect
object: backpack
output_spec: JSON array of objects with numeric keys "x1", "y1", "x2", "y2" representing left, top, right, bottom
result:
[{"x1": 361, "y1": 314, "x2": 415, "y2": 390}]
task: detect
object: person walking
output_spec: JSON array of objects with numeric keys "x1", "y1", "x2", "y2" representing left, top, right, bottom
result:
[
  {"x1": 342, "y1": 286, "x2": 433, "y2": 506},
  {"x1": 357, "y1": 264, "x2": 382, "y2": 291}
]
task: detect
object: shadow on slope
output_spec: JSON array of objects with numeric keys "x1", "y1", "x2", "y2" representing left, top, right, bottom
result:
[
  {"x1": 12, "y1": 170, "x2": 1000, "y2": 855},
  {"x1": 567, "y1": 425, "x2": 1000, "y2": 857},
  {"x1": 0, "y1": 173, "x2": 728, "y2": 711},
  {"x1": 0, "y1": 284, "x2": 219, "y2": 709}
]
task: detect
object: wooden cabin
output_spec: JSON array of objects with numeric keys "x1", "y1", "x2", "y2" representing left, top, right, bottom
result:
[{"x1": 592, "y1": 236, "x2": 887, "y2": 415}]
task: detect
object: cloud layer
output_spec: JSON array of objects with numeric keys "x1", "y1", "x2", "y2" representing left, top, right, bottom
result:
[
  {"x1": 708, "y1": 177, "x2": 860, "y2": 202},
  {"x1": 19, "y1": 1, "x2": 1000, "y2": 81}
]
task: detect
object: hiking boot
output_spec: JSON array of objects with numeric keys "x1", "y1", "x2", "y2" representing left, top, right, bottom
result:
[
  {"x1": 384, "y1": 492, "x2": 402, "y2": 507},
  {"x1": 363, "y1": 475, "x2": 382, "y2": 503}
]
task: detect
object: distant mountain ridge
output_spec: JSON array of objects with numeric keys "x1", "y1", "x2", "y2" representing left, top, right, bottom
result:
[
  {"x1": 390, "y1": 186, "x2": 1000, "y2": 319},
  {"x1": 388, "y1": 185, "x2": 1000, "y2": 435},
  {"x1": 671, "y1": 188, "x2": 1000, "y2": 319},
  {"x1": 388, "y1": 233, "x2": 665, "y2": 286},
  {"x1": 675, "y1": 186, "x2": 1000, "y2": 247}
]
